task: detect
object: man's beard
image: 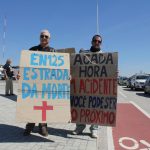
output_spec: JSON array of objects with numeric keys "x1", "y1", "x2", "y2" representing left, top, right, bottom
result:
[{"x1": 90, "y1": 46, "x2": 100, "y2": 52}]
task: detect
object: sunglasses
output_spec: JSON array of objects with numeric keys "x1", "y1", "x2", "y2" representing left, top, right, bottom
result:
[
  {"x1": 40, "y1": 35, "x2": 49, "y2": 39},
  {"x1": 93, "y1": 39, "x2": 102, "y2": 44}
]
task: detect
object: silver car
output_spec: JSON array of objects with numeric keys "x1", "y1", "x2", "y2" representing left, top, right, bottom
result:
[
  {"x1": 118, "y1": 76, "x2": 128, "y2": 86},
  {"x1": 131, "y1": 74, "x2": 149, "y2": 90},
  {"x1": 144, "y1": 76, "x2": 150, "y2": 94}
]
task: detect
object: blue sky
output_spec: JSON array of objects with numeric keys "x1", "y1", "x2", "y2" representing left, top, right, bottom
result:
[{"x1": 0, "y1": 0, "x2": 150, "y2": 77}]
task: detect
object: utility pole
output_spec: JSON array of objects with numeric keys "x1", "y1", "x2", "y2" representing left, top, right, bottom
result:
[
  {"x1": 96, "y1": 0, "x2": 99, "y2": 34},
  {"x1": 2, "y1": 15, "x2": 7, "y2": 65}
]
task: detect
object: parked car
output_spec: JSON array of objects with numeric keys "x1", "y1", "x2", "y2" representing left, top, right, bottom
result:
[
  {"x1": 118, "y1": 76, "x2": 128, "y2": 86},
  {"x1": 126, "y1": 77, "x2": 132, "y2": 88},
  {"x1": 1, "y1": 73, "x2": 5, "y2": 80},
  {"x1": 131, "y1": 74, "x2": 149, "y2": 90},
  {"x1": 144, "y1": 76, "x2": 150, "y2": 94},
  {"x1": 0, "y1": 70, "x2": 5, "y2": 80}
]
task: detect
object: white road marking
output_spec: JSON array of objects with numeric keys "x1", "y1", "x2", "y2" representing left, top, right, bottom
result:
[
  {"x1": 119, "y1": 91, "x2": 127, "y2": 98},
  {"x1": 119, "y1": 137, "x2": 139, "y2": 149},
  {"x1": 107, "y1": 127, "x2": 115, "y2": 150},
  {"x1": 140, "y1": 140, "x2": 150, "y2": 149},
  {"x1": 130, "y1": 101, "x2": 150, "y2": 119}
]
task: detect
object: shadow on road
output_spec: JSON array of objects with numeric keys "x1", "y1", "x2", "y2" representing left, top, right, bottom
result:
[
  {"x1": 0, "y1": 124, "x2": 86, "y2": 142},
  {"x1": 0, "y1": 94, "x2": 17, "y2": 102},
  {"x1": 122, "y1": 87, "x2": 144, "y2": 92},
  {"x1": 0, "y1": 124, "x2": 54, "y2": 142},
  {"x1": 47, "y1": 127, "x2": 91, "y2": 139},
  {"x1": 136, "y1": 93, "x2": 150, "y2": 98},
  {"x1": 122, "y1": 88, "x2": 134, "y2": 92}
]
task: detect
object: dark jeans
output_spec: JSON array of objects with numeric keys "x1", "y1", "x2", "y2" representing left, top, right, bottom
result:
[{"x1": 25, "y1": 123, "x2": 47, "y2": 131}]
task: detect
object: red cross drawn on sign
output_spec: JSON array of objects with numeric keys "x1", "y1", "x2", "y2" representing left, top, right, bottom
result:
[{"x1": 33, "y1": 101, "x2": 53, "y2": 121}]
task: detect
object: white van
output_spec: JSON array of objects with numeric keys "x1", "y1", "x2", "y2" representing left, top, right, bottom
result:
[{"x1": 131, "y1": 74, "x2": 149, "y2": 90}]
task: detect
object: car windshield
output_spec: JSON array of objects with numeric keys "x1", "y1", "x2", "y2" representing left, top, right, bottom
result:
[{"x1": 136, "y1": 76, "x2": 149, "y2": 79}]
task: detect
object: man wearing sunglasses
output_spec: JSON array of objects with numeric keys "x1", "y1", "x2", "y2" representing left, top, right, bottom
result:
[
  {"x1": 80, "y1": 34, "x2": 102, "y2": 53},
  {"x1": 72, "y1": 34, "x2": 102, "y2": 138},
  {"x1": 23, "y1": 29, "x2": 55, "y2": 136},
  {"x1": 29, "y1": 29, "x2": 55, "y2": 52}
]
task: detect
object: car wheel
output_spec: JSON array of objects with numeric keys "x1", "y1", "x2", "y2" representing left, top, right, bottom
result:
[{"x1": 144, "y1": 90, "x2": 148, "y2": 94}]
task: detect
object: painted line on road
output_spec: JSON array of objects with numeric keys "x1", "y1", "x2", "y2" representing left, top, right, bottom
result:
[
  {"x1": 119, "y1": 91, "x2": 127, "y2": 98},
  {"x1": 130, "y1": 101, "x2": 150, "y2": 119},
  {"x1": 107, "y1": 127, "x2": 114, "y2": 150}
]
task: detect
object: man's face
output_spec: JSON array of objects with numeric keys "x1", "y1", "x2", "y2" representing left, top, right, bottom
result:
[
  {"x1": 92, "y1": 36, "x2": 102, "y2": 49},
  {"x1": 40, "y1": 32, "x2": 50, "y2": 46},
  {"x1": 7, "y1": 60, "x2": 11, "y2": 64}
]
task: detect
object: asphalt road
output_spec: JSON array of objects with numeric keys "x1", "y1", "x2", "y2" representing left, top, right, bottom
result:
[{"x1": 117, "y1": 85, "x2": 150, "y2": 115}]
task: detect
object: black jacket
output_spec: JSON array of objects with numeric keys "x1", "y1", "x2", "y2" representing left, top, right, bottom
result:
[{"x1": 29, "y1": 45, "x2": 55, "y2": 52}]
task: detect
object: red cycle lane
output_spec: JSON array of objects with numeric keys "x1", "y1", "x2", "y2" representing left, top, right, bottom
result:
[{"x1": 112, "y1": 103, "x2": 150, "y2": 150}]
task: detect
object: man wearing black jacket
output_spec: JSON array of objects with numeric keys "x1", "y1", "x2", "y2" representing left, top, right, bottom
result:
[
  {"x1": 3, "y1": 59, "x2": 14, "y2": 96},
  {"x1": 72, "y1": 35, "x2": 102, "y2": 138},
  {"x1": 23, "y1": 29, "x2": 55, "y2": 136}
]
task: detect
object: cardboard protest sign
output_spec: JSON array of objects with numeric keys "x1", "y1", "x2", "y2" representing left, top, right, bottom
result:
[
  {"x1": 16, "y1": 50, "x2": 71, "y2": 123},
  {"x1": 70, "y1": 52, "x2": 118, "y2": 126},
  {"x1": 56, "y1": 48, "x2": 75, "y2": 54}
]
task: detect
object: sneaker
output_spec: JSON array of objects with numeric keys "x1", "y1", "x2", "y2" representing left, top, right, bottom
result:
[
  {"x1": 23, "y1": 129, "x2": 31, "y2": 136},
  {"x1": 90, "y1": 130, "x2": 98, "y2": 138},
  {"x1": 72, "y1": 127, "x2": 84, "y2": 135},
  {"x1": 39, "y1": 126, "x2": 48, "y2": 136},
  {"x1": 23, "y1": 123, "x2": 35, "y2": 136}
]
